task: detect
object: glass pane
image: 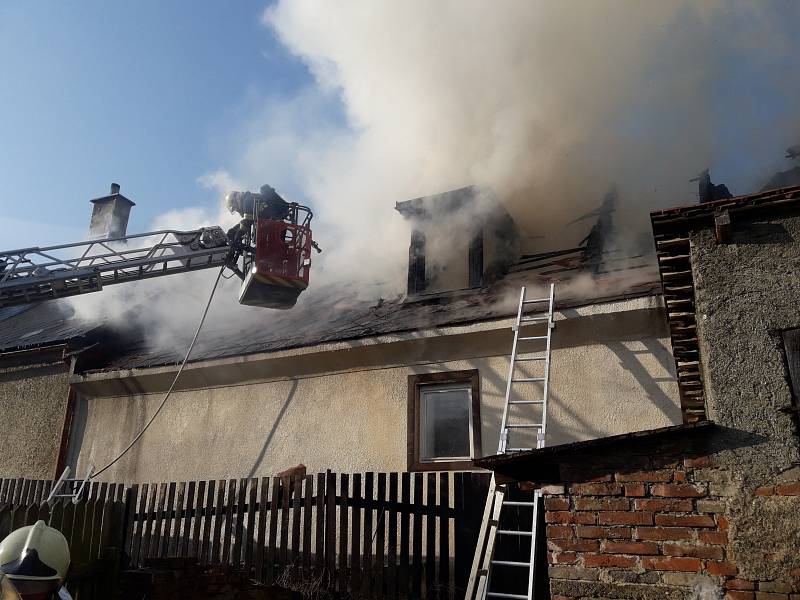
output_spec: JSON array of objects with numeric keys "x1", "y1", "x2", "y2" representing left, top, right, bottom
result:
[{"x1": 421, "y1": 386, "x2": 471, "y2": 460}]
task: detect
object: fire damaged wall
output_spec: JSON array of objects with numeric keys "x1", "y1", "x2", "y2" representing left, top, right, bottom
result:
[
  {"x1": 0, "y1": 357, "x2": 70, "y2": 479},
  {"x1": 65, "y1": 297, "x2": 680, "y2": 484}
]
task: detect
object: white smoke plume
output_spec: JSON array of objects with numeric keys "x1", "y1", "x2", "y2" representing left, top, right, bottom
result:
[{"x1": 68, "y1": 0, "x2": 800, "y2": 350}]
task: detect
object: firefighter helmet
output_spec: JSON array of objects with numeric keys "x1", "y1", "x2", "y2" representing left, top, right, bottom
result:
[{"x1": 0, "y1": 521, "x2": 69, "y2": 597}]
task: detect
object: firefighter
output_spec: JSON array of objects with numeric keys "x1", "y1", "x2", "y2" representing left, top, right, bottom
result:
[
  {"x1": 0, "y1": 521, "x2": 72, "y2": 600},
  {"x1": 225, "y1": 184, "x2": 291, "y2": 221}
]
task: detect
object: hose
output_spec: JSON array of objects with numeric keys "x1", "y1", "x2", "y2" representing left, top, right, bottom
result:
[{"x1": 91, "y1": 265, "x2": 225, "y2": 479}]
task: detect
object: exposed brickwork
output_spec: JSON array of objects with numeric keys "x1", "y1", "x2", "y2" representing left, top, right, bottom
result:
[{"x1": 542, "y1": 452, "x2": 800, "y2": 599}]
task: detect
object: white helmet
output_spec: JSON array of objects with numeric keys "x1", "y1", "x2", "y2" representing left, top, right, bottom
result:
[{"x1": 0, "y1": 521, "x2": 70, "y2": 598}]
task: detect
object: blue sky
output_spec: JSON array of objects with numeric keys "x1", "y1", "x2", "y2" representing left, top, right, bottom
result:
[{"x1": 0, "y1": 1, "x2": 329, "y2": 249}]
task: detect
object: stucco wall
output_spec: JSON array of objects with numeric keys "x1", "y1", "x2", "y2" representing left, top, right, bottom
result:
[
  {"x1": 691, "y1": 211, "x2": 800, "y2": 581},
  {"x1": 69, "y1": 297, "x2": 681, "y2": 483},
  {"x1": 0, "y1": 361, "x2": 69, "y2": 479}
]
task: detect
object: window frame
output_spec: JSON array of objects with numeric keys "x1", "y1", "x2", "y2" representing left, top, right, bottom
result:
[{"x1": 407, "y1": 370, "x2": 482, "y2": 471}]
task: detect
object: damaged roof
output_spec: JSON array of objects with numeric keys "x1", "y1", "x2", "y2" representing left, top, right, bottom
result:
[{"x1": 0, "y1": 242, "x2": 661, "y2": 373}]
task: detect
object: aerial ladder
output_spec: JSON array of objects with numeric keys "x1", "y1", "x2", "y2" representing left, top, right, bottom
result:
[
  {"x1": 0, "y1": 184, "x2": 320, "y2": 311},
  {"x1": 0, "y1": 184, "x2": 321, "y2": 502}
]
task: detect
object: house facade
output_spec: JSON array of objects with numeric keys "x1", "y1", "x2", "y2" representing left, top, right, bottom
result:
[{"x1": 0, "y1": 185, "x2": 682, "y2": 485}]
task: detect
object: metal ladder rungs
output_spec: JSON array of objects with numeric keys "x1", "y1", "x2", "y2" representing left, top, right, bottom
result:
[
  {"x1": 512, "y1": 377, "x2": 545, "y2": 382},
  {"x1": 491, "y1": 560, "x2": 531, "y2": 567},
  {"x1": 487, "y1": 593, "x2": 529, "y2": 600},
  {"x1": 520, "y1": 315, "x2": 550, "y2": 322},
  {"x1": 506, "y1": 424, "x2": 542, "y2": 429},
  {"x1": 523, "y1": 298, "x2": 550, "y2": 304},
  {"x1": 505, "y1": 447, "x2": 533, "y2": 452},
  {"x1": 518, "y1": 336, "x2": 548, "y2": 341},
  {"x1": 508, "y1": 400, "x2": 544, "y2": 405},
  {"x1": 503, "y1": 501, "x2": 536, "y2": 507},
  {"x1": 497, "y1": 530, "x2": 533, "y2": 537},
  {"x1": 515, "y1": 356, "x2": 546, "y2": 361}
]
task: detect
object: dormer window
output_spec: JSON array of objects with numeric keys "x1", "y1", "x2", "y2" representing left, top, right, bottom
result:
[{"x1": 395, "y1": 186, "x2": 518, "y2": 299}]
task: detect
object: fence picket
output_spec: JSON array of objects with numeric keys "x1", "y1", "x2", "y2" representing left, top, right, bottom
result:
[
  {"x1": 233, "y1": 478, "x2": 246, "y2": 567},
  {"x1": 291, "y1": 476, "x2": 302, "y2": 579},
  {"x1": 171, "y1": 482, "x2": 185, "y2": 557},
  {"x1": 302, "y1": 474, "x2": 313, "y2": 577},
  {"x1": 200, "y1": 481, "x2": 215, "y2": 564},
  {"x1": 187, "y1": 480, "x2": 201, "y2": 560},
  {"x1": 324, "y1": 471, "x2": 336, "y2": 586},
  {"x1": 266, "y1": 476, "x2": 280, "y2": 583},
  {"x1": 439, "y1": 473, "x2": 450, "y2": 600},
  {"x1": 162, "y1": 482, "x2": 176, "y2": 557},
  {"x1": 211, "y1": 480, "x2": 225, "y2": 565},
  {"x1": 314, "y1": 472, "x2": 325, "y2": 577},
  {"x1": 363, "y1": 472, "x2": 374, "y2": 598},
  {"x1": 244, "y1": 478, "x2": 257, "y2": 576},
  {"x1": 376, "y1": 472, "x2": 387, "y2": 599},
  {"x1": 426, "y1": 473, "x2": 436, "y2": 599},
  {"x1": 351, "y1": 473, "x2": 362, "y2": 594},
  {"x1": 279, "y1": 477, "x2": 290, "y2": 572},
  {"x1": 412, "y1": 473, "x2": 423, "y2": 599},
  {"x1": 150, "y1": 483, "x2": 167, "y2": 560},
  {"x1": 388, "y1": 472, "x2": 398, "y2": 600},
  {"x1": 254, "y1": 477, "x2": 269, "y2": 582},
  {"x1": 399, "y1": 472, "x2": 410, "y2": 598},
  {"x1": 133, "y1": 484, "x2": 149, "y2": 567},
  {"x1": 124, "y1": 484, "x2": 138, "y2": 564},
  {"x1": 338, "y1": 473, "x2": 349, "y2": 594}
]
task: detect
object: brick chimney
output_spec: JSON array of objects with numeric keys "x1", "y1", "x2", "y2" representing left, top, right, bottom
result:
[{"x1": 88, "y1": 183, "x2": 135, "y2": 240}]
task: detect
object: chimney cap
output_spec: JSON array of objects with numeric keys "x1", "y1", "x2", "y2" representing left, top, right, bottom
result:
[{"x1": 89, "y1": 183, "x2": 135, "y2": 206}]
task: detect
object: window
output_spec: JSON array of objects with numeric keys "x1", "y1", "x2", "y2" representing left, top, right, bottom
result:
[
  {"x1": 408, "y1": 370, "x2": 482, "y2": 471},
  {"x1": 780, "y1": 328, "x2": 800, "y2": 436}
]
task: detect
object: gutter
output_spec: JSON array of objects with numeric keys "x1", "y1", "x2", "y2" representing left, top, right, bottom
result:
[{"x1": 0, "y1": 344, "x2": 68, "y2": 368}]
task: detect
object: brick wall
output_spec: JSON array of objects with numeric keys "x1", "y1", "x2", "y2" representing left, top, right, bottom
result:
[{"x1": 541, "y1": 455, "x2": 800, "y2": 600}]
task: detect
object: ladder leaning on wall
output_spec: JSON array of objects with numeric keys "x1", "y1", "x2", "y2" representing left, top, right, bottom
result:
[{"x1": 465, "y1": 283, "x2": 556, "y2": 600}]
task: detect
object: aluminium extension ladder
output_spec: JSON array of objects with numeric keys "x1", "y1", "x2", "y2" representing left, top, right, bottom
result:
[{"x1": 466, "y1": 284, "x2": 555, "y2": 600}]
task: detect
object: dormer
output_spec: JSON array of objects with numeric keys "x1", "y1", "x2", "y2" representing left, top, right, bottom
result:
[{"x1": 395, "y1": 186, "x2": 518, "y2": 298}]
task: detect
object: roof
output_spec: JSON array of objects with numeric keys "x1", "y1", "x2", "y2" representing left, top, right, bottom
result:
[
  {"x1": 0, "y1": 238, "x2": 662, "y2": 374},
  {"x1": 473, "y1": 421, "x2": 714, "y2": 481},
  {"x1": 650, "y1": 185, "x2": 800, "y2": 425},
  {"x1": 650, "y1": 184, "x2": 800, "y2": 234},
  {"x1": 395, "y1": 185, "x2": 498, "y2": 219},
  {"x1": 0, "y1": 302, "x2": 101, "y2": 351}
]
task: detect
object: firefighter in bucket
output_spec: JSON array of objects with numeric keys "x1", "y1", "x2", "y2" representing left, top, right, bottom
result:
[
  {"x1": 0, "y1": 521, "x2": 72, "y2": 600},
  {"x1": 225, "y1": 185, "x2": 320, "y2": 309}
]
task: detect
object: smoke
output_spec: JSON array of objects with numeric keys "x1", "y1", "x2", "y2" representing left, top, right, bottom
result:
[
  {"x1": 261, "y1": 0, "x2": 799, "y2": 260},
  {"x1": 69, "y1": 1, "x2": 800, "y2": 351}
]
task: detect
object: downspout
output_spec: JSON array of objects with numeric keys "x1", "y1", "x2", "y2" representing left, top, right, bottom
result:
[{"x1": 54, "y1": 356, "x2": 77, "y2": 479}]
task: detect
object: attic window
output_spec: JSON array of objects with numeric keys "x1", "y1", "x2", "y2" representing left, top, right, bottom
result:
[{"x1": 408, "y1": 370, "x2": 482, "y2": 471}]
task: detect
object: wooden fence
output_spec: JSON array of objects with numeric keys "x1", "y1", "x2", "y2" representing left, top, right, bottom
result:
[
  {"x1": 0, "y1": 472, "x2": 490, "y2": 599},
  {"x1": 0, "y1": 480, "x2": 127, "y2": 600}
]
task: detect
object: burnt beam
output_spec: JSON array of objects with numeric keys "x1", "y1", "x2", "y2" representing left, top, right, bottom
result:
[
  {"x1": 714, "y1": 209, "x2": 731, "y2": 243},
  {"x1": 407, "y1": 229, "x2": 426, "y2": 295},
  {"x1": 468, "y1": 229, "x2": 484, "y2": 288}
]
